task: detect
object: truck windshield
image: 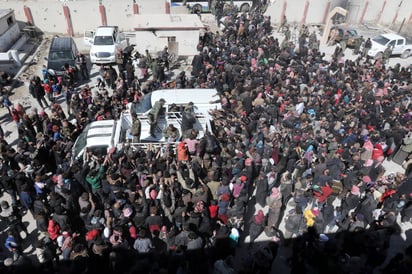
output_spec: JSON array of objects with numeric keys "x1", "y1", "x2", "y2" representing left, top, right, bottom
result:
[
  {"x1": 72, "y1": 125, "x2": 89, "y2": 159},
  {"x1": 372, "y1": 35, "x2": 390, "y2": 46},
  {"x1": 94, "y1": 36, "x2": 114, "y2": 46},
  {"x1": 132, "y1": 93, "x2": 152, "y2": 114}
]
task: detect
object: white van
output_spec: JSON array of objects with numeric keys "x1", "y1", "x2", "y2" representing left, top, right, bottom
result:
[
  {"x1": 72, "y1": 88, "x2": 221, "y2": 160},
  {"x1": 88, "y1": 26, "x2": 128, "y2": 64}
]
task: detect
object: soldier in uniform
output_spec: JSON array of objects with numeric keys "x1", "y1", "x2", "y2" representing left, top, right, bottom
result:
[
  {"x1": 308, "y1": 31, "x2": 318, "y2": 51},
  {"x1": 340, "y1": 31, "x2": 349, "y2": 52},
  {"x1": 362, "y1": 37, "x2": 372, "y2": 59},
  {"x1": 383, "y1": 46, "x2": 393, "y2": 65},
  {"x1": 131, "y1": 112, "x2": 141, "y2": 143},
  {"x1": 149, "y1": 98, "x2": 166, "y2": 137},
  {"x1": 353, "y1": 35, "x2": 364, "y2": 55},
  {"x1": 284, "y1": 26, "x2": 291, "y2": 41}
]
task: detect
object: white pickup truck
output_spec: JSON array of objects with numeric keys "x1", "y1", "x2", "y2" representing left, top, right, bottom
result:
[
  {"x1": 72, "y1": 88, "x2": 221, "y2": 160},
  {"x1": 367, "y1": 33, "x2": 412, "y2": 59},
  {"x1": 85, "y1": 26, "x2": 129, "y2": 65}
]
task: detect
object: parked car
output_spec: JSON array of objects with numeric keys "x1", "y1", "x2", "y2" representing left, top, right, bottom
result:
[
  {"x1": 329, "y1": 27, "x2": 361, "y2": 48},
  {"x1": 86, "y1": 26, "x2": 129, "y2": 65},
  {"x1": 45, "y1": 36, "x2": 78, "y2": 75}
]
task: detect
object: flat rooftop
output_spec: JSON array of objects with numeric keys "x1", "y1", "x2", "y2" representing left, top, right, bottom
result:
[
  {"x1": 134, "y1": 14, "x2": 204, "y2": 31},
  {"x1": 0, "y1": 9, "x2": 13, "y2": 19}
]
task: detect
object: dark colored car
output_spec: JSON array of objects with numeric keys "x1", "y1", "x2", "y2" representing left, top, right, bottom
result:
[{"x1": 46, "y1": 36, "x2": 78, "y2": 75}]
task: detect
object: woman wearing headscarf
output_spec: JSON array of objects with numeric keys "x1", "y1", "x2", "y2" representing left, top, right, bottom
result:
[
  {"x1": 248, "y1": 209, "x2": 266, "y2": 244},
  {"x1": 254, "y1": 171, "x2": 268, "y2": 207},
  {"x1": 266, "y1": 187, "x2": 282, "y2": 230}
]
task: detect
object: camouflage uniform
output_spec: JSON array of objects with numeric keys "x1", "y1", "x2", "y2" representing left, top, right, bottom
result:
[
  {"x1": 284, "y1": 27, "x2": 291, "y2": 41},
  {"x1": 383, "y1": 46, "x2": 392, "y2": 65},
  {"x1": 149, "y1": 99, "x2": 165, "y2": 137},
  {"x1": 131, "y1": 114, "x2": 141, "y2": 142},
  {"x1": 353, "y1": 36, "x2": 364, "y2": 55},
  {"x1": 308, "y1": 31, "x2": 318, "y2": 51},
  {"x1": 163, "y1": 124, "x2": 179, "y2": 142}
]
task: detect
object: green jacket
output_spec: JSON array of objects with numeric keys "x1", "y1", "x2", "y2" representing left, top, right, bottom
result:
[{"x1": 86, "y1": 166, "x2": 105, "y2": 189}]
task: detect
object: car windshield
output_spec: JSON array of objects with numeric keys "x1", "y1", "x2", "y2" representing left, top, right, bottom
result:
[
  {"x1": 49, "y1": 51, "x2": 72, "y2": 61},
  {"x1": 132, "y1": 93, "x2": 152, "y2": 114},
  {"x1": 372, "y1": 35, "x2": 390, "y2": 46},
  {"x1": 94, "y1": 35, "x2": 114, "y2": 46},
  {"x1": 72, "y1": 124, "x2": 90, "y2": 158}
]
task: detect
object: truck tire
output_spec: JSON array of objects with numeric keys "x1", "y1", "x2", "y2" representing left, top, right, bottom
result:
[
  {"x1": 374, "y1": 52, "x2": 383, "y2": 60},
  {"x1": 401, "y1": 49, "x2": 411, "y2": 59}
]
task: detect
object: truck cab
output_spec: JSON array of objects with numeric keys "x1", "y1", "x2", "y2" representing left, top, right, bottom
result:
[{"x1": 88, "y1": 26, "x2": 128, "y2": 65}]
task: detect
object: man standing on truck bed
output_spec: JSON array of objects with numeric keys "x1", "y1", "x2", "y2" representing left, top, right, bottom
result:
[
  {"x1": 131, "y1": 112, "x2": 141, "y2": 143},
  {"x1": 149, "y1": 98, "x2": 166, "y2": 137}
]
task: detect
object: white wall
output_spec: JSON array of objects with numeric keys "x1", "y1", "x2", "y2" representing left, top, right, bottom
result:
[
  {"x1": 0, "y1": 23, "x2": 21, "y2": 51},
  {"x1": 131, "y1": 30, "x2": 199, "y2": 56},
  {"x1": 0, "y1": 0, "x2": 410, "y2": 35}
]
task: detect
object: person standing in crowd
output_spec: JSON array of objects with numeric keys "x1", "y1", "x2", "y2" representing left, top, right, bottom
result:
[
  {"x1": 162, "y1": 124, "x2": 179, "y2": 142},
  {"x1": 362, "y1": 37, "x2": 372, "y2": 59},
  {"x1": 76, "y1": 52, "x2": 89, "y2": 81},
  {"x1": 383, "y1": 45, "x2": 393, "y2": 65},
  {"x1": 353, "y1": 35, "x2": 364, "y2": 55},
  {"x1": 29, "y1": 77, "x2": 49, "y2": 109},
  {"x1": 4, "y1": 230, "x2": 22, "y2": 261},
  {"x1": 161, "y1": 46, "x2": 170, "y2": 71}
]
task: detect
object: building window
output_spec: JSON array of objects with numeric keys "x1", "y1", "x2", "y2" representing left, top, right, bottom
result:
[{"x1": 7, "y1": 16, "x2": 13, "y2": 26}]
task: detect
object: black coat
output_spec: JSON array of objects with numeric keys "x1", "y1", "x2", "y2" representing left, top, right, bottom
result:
[
  {"x1": 255, "y1": 177, "x2": 268, "y2": 207},
  {"x1": 249, "y1": 220, "x2": 265, "y2": 243}
]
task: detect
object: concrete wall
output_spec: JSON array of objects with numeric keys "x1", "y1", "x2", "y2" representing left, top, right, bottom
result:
[
  {"x1": 131, "y1": 29, "x2": 199, "y2": 56},
  {"x1": 0, "y1": 10, "x2": 14, "y2": 35},
  {"x1": 265, "y1": 0, "x2": 411, "y2": 31},
  {"x1": 0, "y1": 23, "x2": 20, "y2": 51},
  {"x1": 0, "y1": 0, "x2": 411, "y2": 35}
]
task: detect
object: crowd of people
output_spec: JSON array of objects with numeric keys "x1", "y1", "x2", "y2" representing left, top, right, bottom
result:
[{"x1": 1, "y1": 4, "x2": 412, "y2": 274}]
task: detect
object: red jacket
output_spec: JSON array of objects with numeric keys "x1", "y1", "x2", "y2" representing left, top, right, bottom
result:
[
  {"x1": 314, "y1": 185, "x2": 333, "y2": 203},
  {"x1": 209, "y1": 205, "x2": 219, "y2": 219},
  {"x1": 47, "y1": 219, "x2": 60, "y2": 241}
]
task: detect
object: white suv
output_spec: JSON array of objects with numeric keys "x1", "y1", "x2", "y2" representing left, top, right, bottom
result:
[{"x1": 89, "y1": 26, "x2": 128, "y2": 64}]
